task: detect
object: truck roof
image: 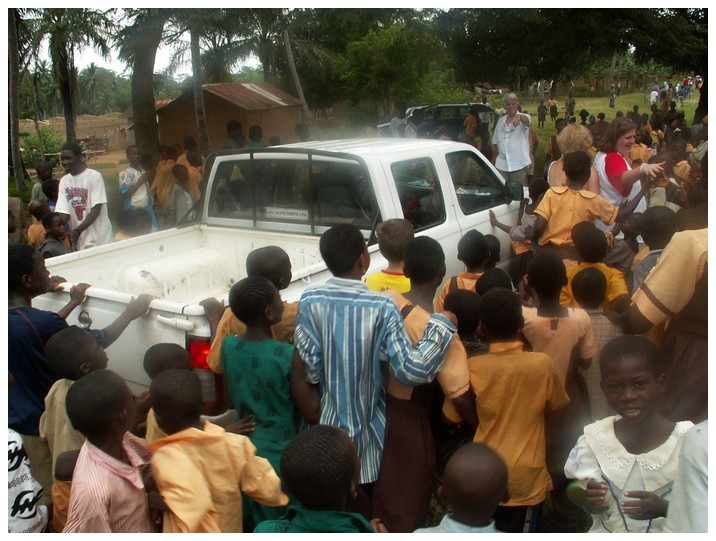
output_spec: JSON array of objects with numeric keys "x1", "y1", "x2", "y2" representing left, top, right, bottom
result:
[{"x1": 276, "y1": 137, "x2": 470, "y2": 159}]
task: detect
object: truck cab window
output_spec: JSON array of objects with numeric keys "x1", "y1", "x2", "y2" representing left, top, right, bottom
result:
[
  {"x1": 208, "y1": 156, "x2": 378, "y2": 234},
  {"x1": 391, "y1": 158, "x2": 446, "y2": 232},
  {"x1": 446, "y1": 151, "x2": 508, "y2": 215}
]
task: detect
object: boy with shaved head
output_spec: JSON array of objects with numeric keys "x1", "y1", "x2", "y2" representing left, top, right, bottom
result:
[
  {"x1": 204, "y1": 246, "x2": 296, "y2": 377},
  {"x1": 415, "y1": 442, "x2": 509, "y2": 533}
]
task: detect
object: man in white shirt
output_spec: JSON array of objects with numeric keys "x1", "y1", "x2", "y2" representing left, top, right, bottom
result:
[
  {"x1": 491, "y1": 93, "x2": 532, "y2": 186},
  {"x1": 404, "y1": 109, "x2": 424, "y2": 138},
  {"x1": 390, "y1": 101, "x2": 408, "y2": 137},
  {"x1": 56, "y1": 142, "x2": 113, "y2": 250}
]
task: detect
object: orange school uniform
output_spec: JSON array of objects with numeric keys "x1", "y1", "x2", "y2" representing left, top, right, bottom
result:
[
  {"x1": 560, "y1": 262, "x2": 629, "y2": 309},
  {"x1": 434, "y1": 272, "x2": 484, "y2": 312},
  {"x1": 206, "y1": 303, "x2": 298, "y2": 374},
  {"x1": 460, "y1": 341, "x2": 568, "y2": 506},
  {"x1": 149, "y1": 421, "x2": 287, "y2": 532},
  {"x1": 534, "y1": 187, "x2": 618, "y2": 247}
]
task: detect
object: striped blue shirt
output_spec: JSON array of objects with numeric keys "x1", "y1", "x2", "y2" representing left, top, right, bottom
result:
[{"x1": 294, "y1": 277, "x2": 456, "y2": 484}]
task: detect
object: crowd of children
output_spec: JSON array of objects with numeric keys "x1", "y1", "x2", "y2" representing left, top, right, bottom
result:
[
  {"x1": 14, "y1": 122, "x2": 305, "y2": 257},
  {"x1": 8, "y1": 110, "x2": 707, "y2": 533}
]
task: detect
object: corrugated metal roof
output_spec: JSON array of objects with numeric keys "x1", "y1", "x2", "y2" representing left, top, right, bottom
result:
[
  {"x1": 154, "y1": 99, "x2": 176, "y2": 111},
  {"x1": 202, "y1": 82, "x2": 302, "y2": 110}
]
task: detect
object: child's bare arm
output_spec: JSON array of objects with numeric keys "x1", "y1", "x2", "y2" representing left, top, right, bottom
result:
[
  {"x1": 199, "y1": 297, "x2": 224, "y2": 341},
  {"x1": 488, "y1": 209, "x2": 512, "y2": 235},
  {"x1": 585, "y1": 480, "x2": 608, "y2": 514},
  {"x1": 449, "y1": 387, "x2": 478, "y2": 431},
  {"x1": 98, "y1": 294, "x2": 154, "y2": 348},
  {"x1": 608, "y1": 294, "x2": 630, "y2": 314},
  {"x1": 621, "y1": 490, "x2": 669, "y2": 520},
  {"x1": 225, "y1": 414, "x2": 256, "y2": 436},
  {"x1": 615, "y1": 176, "x2": 653, "y2": 222},
  {"x1": 56, "y1": 283, "x2": 91, "y2": 320},
  {"x1": 370, "y1": 518, "x2": 389, "y2": 533},
  {"x1": 70, "y1": 204, "x2": 103, "y2": 248},
  {"x1": 532, "y1": 215, "x2": 547, "y2": 242},
  {"x1": 131, "y1": 390, "x2": 151, "y2": 435},
  {"x1": 290, "y1": 349, "x2": 320, "y2": 424}
]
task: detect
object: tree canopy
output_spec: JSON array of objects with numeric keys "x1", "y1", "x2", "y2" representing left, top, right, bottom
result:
[{"x1": 9, "y1": 7, "x2": 708, "y2": 172}]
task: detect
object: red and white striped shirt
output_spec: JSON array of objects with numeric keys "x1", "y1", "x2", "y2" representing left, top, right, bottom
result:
[{"x1": 63, "y1": 432, "x2": 155, "y2": 533}]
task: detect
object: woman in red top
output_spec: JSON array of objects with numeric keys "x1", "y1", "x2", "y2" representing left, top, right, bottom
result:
[{"x1": 594, "y1": 118, "x2": 665, "y2": 210}]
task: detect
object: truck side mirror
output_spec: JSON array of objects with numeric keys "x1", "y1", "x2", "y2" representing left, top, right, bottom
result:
[{"x1": 505, "y1": 180, "x2": 524, "y2": 201}]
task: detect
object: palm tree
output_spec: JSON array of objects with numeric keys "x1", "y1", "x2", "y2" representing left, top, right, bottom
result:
[
  {"x1": 165, "y1": 9, "x2": 229, "y2": 155},
  {"x1": 117, "y1": 8, "x2": 170, "y2": 159},
  {"x1": 78, "y1": 62, "x2": 100, "y2": 103},
  {"x1": 9, "y1": 9, "x2": 27, "y2": 192},
  {"x1": 281, "y1": 12, "x2": 311, "y2": 124},
  {"x1": 35, "y1": 8, "x2": 113, "y2": 142},
  {"x1": 189, "y1": 27, "x2": 211, "y2": 155},
  {"x1": 31, "y1": 57, "x2": 47, "y2": 159},
  {"x1": 232, "y1": 9, "x2": 284, "y2": 85}
]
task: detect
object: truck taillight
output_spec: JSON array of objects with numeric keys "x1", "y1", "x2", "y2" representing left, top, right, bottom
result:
[
  {"x1": 187, "y1": 339, "x2": 217, "y2": 414},
  {"x1": 188, "y1": 339, "x2": 211, "y2": 370}
]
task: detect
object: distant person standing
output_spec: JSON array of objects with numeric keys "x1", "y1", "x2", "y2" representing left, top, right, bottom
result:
[
  {"x1": 564, "y1": 92, "x2": 576, "y2": 121},
  {"x1": 32, "y1": 161, "x2": 54, "y2": 203},
  {"x1": 548, "y1": 97, "x2": 559, "y2": 123},
  {"x1": 491, "y1": 93, "x2": 532, "y2": 186},
  {"x1": 294, "y1": 122, "x2": 310, "y2": 142},
  {"x1": 118, "y1": 145, "x2": 158, "y2": 231},
  {"x1": 537, "y1": 100, "x2": 547, "y2": 129},
  {"x1": 478, "y1": 96, "x2": 493, "y2": 147},
  {"x1": 390, "y1": 101, "x2": 408, "y2": 137},
  {"x1": 222, "y1": 120, "x2": 245, "y2": 150},
  {"x1": 609, "y1": 84, "x2": 616, "y2": 109},
  {"x1": 246, "y1": 125, "x2": 264, "y2": 148},
  {"x1": 177, "y1": 135, "x2": 206, "y2": 172},
  {"x1": 463, "y1": 106, "x2": 479, "y2": 146},
  {"x1": 55, "y1": 142, "x2": 113, "y2": 250},
  {"x1": 404, "y1": 109, "x2": 424, "y2": 138}
]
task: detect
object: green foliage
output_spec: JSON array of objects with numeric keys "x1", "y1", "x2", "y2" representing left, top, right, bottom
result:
[
  {"x1": 346, "y1": 103, "x2": 381, "y2": 131},
  {"x1": 339, "y1": 24, "x2": 444, "y2": 115},
  {"x1": 153, "y1": 72, "x2": 184, "y2": 100},
  {"x1": 21, "y1": 125, "x2": 66, "y2": 167},
  {"x1": 8, "y1": 177, "x2": 31, "y2": 202},
  {"x1": 411, "y1": 67, "x2": 474, "y2": 105},
  {"x1": 12, "y1": 7, "x2": 708, "y2": 147},
  {"x1": 233, "y1": 66, "x2": 264, "y2": 83},
  {"x1": 76, "y1": 64, "x2": 132, "y2": 115},
  {"x1": 571, "y1": 84, "x2": 591, "y2": 98}
]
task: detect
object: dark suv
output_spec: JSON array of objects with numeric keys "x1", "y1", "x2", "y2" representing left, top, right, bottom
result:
[
  {"x1": 414, "y1": 103, "x2": 494, "y2": 139},
  {"x1": 379, "y1": 102, "x2": 495, "y2": 139}
]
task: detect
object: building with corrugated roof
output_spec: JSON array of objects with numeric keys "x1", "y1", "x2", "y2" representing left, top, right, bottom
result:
[{"x1": 156, "y1": 82, "x2": 303, "y2": 151}]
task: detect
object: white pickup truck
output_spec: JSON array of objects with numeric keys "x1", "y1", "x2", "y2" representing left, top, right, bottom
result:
[{"x1": 34, "y1": 139, "x2": 524, "y2": 401}]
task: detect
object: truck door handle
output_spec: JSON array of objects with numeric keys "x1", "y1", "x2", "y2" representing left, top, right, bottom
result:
[{"x1": 156, "y1": 315, "x2": 195, "y2": 331}]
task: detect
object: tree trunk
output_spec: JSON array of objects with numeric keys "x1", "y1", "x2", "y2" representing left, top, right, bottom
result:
[
  {"x1": 693, "y1": 77, "x2": 707, "y2": 125},
  {"x1": 51, "y1": 35, "x2": 77, "y2": 143},
  {"x1": 32, "y1": 62, "x2": 46, "y2": 160},
  {"x1": 282, "y1": 26, "x2": 311, "y2": 126},
  {"x1": 129, "y1": 15, "x2": 165, "y2": 160},
  {"x1": 609, "y1": 52, "x2": 617, "y2": 84},
  {"x1": 190, "y1": 28, "x2": 212, "y2": 155},
  {"x1": 9, "y1": 9, "x2": 27, "y2": 193}
]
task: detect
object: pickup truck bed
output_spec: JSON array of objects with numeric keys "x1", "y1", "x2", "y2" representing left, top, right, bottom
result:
[{"x1": 42, "y1": 224, "x2": 327, "y2": 305}]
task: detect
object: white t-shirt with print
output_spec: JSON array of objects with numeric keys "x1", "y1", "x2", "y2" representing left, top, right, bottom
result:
[{"x1": 56, "y1": 168, "x2": 113, "y2": 250}]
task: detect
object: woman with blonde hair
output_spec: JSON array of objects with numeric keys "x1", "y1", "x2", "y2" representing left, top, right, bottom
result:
[{"x1": 546, "y1": 123, "x2": 600, "y2": 193}]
